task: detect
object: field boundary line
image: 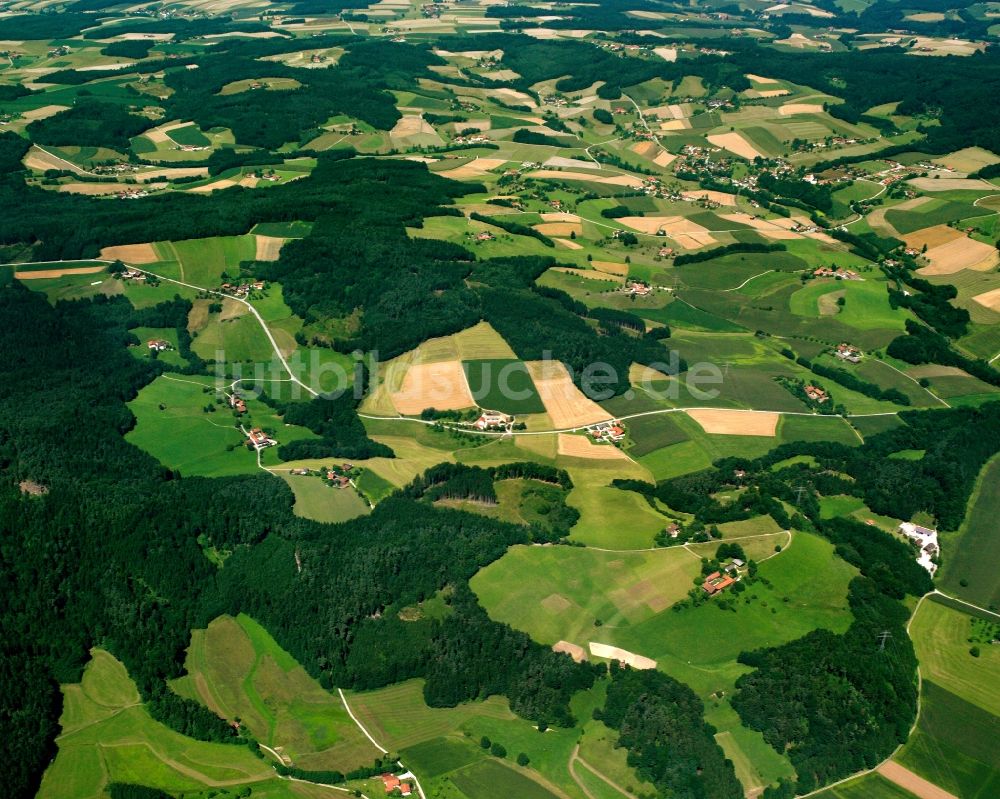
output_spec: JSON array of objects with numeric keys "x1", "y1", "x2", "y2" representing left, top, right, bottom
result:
[
  {"x1": 337, "y1": 688, "x2": 388, "y2": 753},
  {"x1": 930, "y1": 589, "x2": 1000, "y2": 621},
  {"x1": 574, "y1": 750, "x2": 633, "y2": 799}
]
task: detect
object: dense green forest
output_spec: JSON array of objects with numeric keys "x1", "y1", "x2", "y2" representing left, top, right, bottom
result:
[{"x1": 598, "y1": 665, "x2": 744, "y2": 799}]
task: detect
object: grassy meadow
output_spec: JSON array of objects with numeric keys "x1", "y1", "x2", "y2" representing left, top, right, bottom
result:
[{"x1": 170, "y1": 614, "x2": 380, "y2": 772}]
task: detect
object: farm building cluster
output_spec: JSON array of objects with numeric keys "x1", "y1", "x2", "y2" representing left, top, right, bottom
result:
[
  {"x1": 380, "y1": 773, "x2": 415, "y2": 796},
  {"x1": 702, "y1": 559, "x2": 745, "y2": 595},
  {"x1": 813, "y1": 266, "x2": 861, "y2": 280},
  {"x1": 474, "y1": 410, "x2": 513, "y2": 431},
  {"x1": 245, "y1": 428, "x2": 276, "y2": 451},
  {"x1": 229, "y1": 393, "x2": 248, "y2": 415},
  {"x1": 898, "y1": 522, "x2": 939, "y2": 575},
  {"x1": 834, "y1": 343, "x2": 863, "y2": 363},
  {"x1": 220, "y1": 280, "x2": 265, "y2": 298},
  {"x1": 804, "y1": 384, "x2": 830, "y2": 403},
  {"x1": 587, "y1": 420, "x2": 626, "y2": 443}
]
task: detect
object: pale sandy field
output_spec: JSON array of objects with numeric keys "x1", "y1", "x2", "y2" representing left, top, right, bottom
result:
[
  {"x1": 525, "y1": 360, "x2": 611, "y2": 428},
  {"x1": 589, "y1": 642, "x2": 656, "y2": 669},
  {"x1": 707, "y1": 132, "x2": 767, "y2": 160},
  {"x1": 557, "y1": 433, "x2": 628, "y2": 460},
  {"x1": 686, "y1": 409, "x2": 779, "y2": 436},
  {"x1": 390, "y1": 360, "x2": 475, "y2": 415}
]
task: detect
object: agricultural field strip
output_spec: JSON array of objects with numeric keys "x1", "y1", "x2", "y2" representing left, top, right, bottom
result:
[
  {"x1": 358, "y1": 406, "x2": 900, "y2": 437},
  {"x1": 569, "y1": 743, "x2": 631, "y2": 799},
  {"x1": 799, "y1": 588, "x2": 1000, "y2": 798},
  {"x1": 584, "y1": 528, "x2": 792, "y2": 555},
  {"x1": 337, "y1": 688, "x2": 429, "y2": 799}
]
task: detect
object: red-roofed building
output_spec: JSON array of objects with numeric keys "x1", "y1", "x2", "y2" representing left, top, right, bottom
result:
[{"x1": 381, "y1": 774, "x2": 400, "y2": 793}]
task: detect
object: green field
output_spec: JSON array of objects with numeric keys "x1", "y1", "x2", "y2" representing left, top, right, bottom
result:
[
  {"x1": 909, "y1": 597, "x2": 1000, "y2": 717},
  {"x1": 155, "y1": 234, "x2": 257, "y2": 289},
  {"x1": 612, "y1": 532, "x2": 856, "y2": 695},
  {"x1": 938, "y1": 455, "x2": 1000, "y2": 610},
  {"x1": 170, "y1": 614, "x2": 380, "y2": 772},
  {"x1": 450, "y1": 759, "x2": 561, "y2": 799},
  {"x1": 126, "y1": 374, "x2": 254, "y2": 477},
  {"x1": 463, "y1": 359, "x2": 545, "y2": 414},
  {"x1": 625, "y1": 412, "x2": 690, "y2": 457},
  {"x1": 471, "y1": 543, "x2": 702, "y2": 646},
  {"x1": 788, "y1": 278, "x2": 911, "y2": 331},
  {"x1": 895, "y1": 680, "x2": 1000, "y2": 799},
  {"x1": 167, "y1": 124, "x2": 212, "y2": 147},
  {"x1": 38, "y1": 649, "x2": 283, "y2": 798},
  {"x1": 126, "y1": 374, "x2": 319, "y2": 477},
  {"x1": 812, "y1": 773, "x2": 920, "y2": 799},
  {"x1": 885, "y1": 199, "x2": 981, "y2": 234},
  {"x1": 283, "y1": 474, "x2": 371, "y2": 523}
]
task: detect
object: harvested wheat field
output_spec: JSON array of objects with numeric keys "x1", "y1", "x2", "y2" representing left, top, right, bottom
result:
[
  {"x1": 494, "y1": 88, "x2": 536, "y2": 108},
  {"x1": 526, "y1": 360, "x2": 611, "y2": 428},
  {"x1": 390, "y1": 360, "x2": 475, "y2": 415},
  {"x1": 550, "y1": 266, "x2": 623, "y2": 283},
  {"x1": 23, "y1": 146, "x2": 85, "y2": 174},
  {"x1": 654, "y1": 46, "x2": 677, "y2": 62},
  {"x1": 659, "y1": 119, "x2": 690, "y2": 132},
  {"x1": 255, "y1": 235, "x2": 286, "y2": 261},
  {"x1": 649, "y1": 103, "x2": 688, "y2": 120},
  {"x1": 972, "y1": 287, "x2": 1000, "y2": 312},
  {"x1": 139, "y1": 167, "x2": 208, "y2": 180},
  {"x1": 707, "y1": 132, "x2": 766, "y2": 160},
  {"x1": 589, "y1": 643, "x2": 656, "y2": 670},
  {"x1": 591, "y1": 261, "x2": 629, "y2": 276},
  {"x1": 188, "y1": 178, "x2": 238, "y2": 193},
  {"x1": 877, "y1": 762, "x2": 958, "y2": 799},
  {"x1": 686, "y1": 409, "x2": 779, "y2": 436},
  {"x1": 779, "y1": 103, "x2": 824, "y2": 115},
  {"x1": 21, "y1": 105, "x2": 69, "y2": 121},
  {"x1": 684, "y1": 189, "x2": 739, "y2": 206},
  {"x1": 454, "y1": 321, "x2": 517, "y2": 360},
  {"x1": 918, "y1": 237, "x2": 1000, "y2": 275},
  {"x1": 541, "y1": 211, "x2": 581, "y2": 223},
  {"x1": 746, "y1": 73, "x2": 779, "y2": 84},
  {"x1": 526, "y1": 170, "x2": 645, "y2": 188},
  {"x1": 99, "y1": 243, "x2": 159, "y2": 264},
  {"x1": 653, "y1": 151, "x2": 677, "y2": 167},
  {"x1": 56, "y1": 183, "x2": 139, "y2": 195},
  {"x1": 543, "y1": 156, "x2": 598, "y2": 170},
  {"x1": 389, "y1": 115, "x2": 443, "y2": 146},
  {"x1": 558, "y1": 433, "x2": 628, "y2": 460},
  {"x1": 16, "y1": 265, "x2": 106, "y2": 280},
  {"x1": 932, "y1": 146, "x2": 1000, "y2": 173},
  {"x1": 553, "y1": 641, "x2": 588, "y2": 662},
  {"x1": 436, "y1": 157, "x2": 506, "y2": 180},
  {"x1": 908, "y1": 177, "x2": 995, "y2": 191},
  {"x1": 554, "y1": 238, "x2": 583, "y2": 250},
  {"x1": 719, "y1": 213, "x2": 802, "y2": 240},
  {"x1": 618, "y1": 216, "x2": 716, "y2": 248},
  {"x1": 630, "y1": 363, "x2": 675, "y2": 386},
  {"x1": 903, "y1": 224, "x2": 964, "y2": 251},
  {"x1": 757, "y1": 88, "x2": 791, "y2": 98},
  {"x1": 630, "y1": 140, "x2": 659, "y2": 158},
  {"x1": 535, "y1": 222, "x2": 583, "y2": 237}
]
